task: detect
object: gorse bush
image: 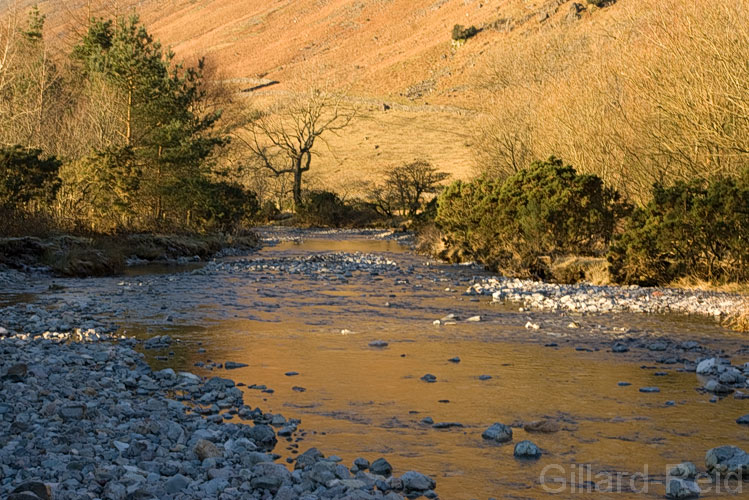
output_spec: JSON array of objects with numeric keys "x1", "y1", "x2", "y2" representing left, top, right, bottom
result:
[
  {"x1": 0, "y1": 145, "x2": 61, "y2": 210},
  {"x1": 608, "y1": 172, "x2": 749, "y2": 286},
  {"x1": 297, "y1": 190, "x2": 349, "y2": 227},
  {"x1": 451, "y1": 24, "x2": 478, "y2": 42},
  {"x1": 436, "y1": 157, "x2": 629, "y2": 278}
]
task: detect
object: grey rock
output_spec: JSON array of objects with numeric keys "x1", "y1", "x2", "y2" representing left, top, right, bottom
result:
[
  {"x1": 248, "y1": 424, "x2": 277, "y2": 451},
  {"x1": 482, "y1": 423, "x2": 513, "y2": 443},
  {"x1": 10, "y1": 482, "x2": 51, "y2": 500},
  {"x1": 704, "y1": 379, "x2": 733, "y2": 394},
  {"x1": 513, "y1": 440, "x2": 541, "y2": 459},
  {"x1": 665, "y1": 478, "x2": 701, "y2": 499},
  {"x1": 705, "y1": 445, "x2": 749, "y2": 475},
  {"x1": 224, "y1": 361, "x2": 248, "y2": 369},
  {"x1": 59, "y1": 403, "x2": 85, "y2": 419},
  {"x1": 370, "y1": 458, "x2": 393, "y2": 477},
  {"x1": 400, "y1": 471, "x2": 436, "y2": 492},
  {"x1": 737, "y1": 414, "x2": 749, "y2": 425},
  {"x1": 164, "y1": 474, "x2": 190, "y2": 493},
  {"x1": 420, "y1": 374, "x2": 437, "y2": 383},
  {"x1": 668, "y1": 462, "x2": 698, "y2": 479}
]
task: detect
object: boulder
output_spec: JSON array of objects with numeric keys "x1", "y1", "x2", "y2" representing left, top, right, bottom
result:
[
  {"x1": 705, "y1": 445, "x2": 749, "y2": 476},
  {"x1": 400, "y1": 471, "x2": 436, "y2": 492},
  {"x1": 482, "y1": 423, "x2": 513, "y2": 443},
  {"x1": 665, "y1": 478, "x2": 701, "y2": 499},
  {"x1": 514, "y1": 440, "x2": 542, "y2": 459}
]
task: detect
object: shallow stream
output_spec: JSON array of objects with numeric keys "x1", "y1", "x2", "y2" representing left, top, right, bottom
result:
[{"x1": 7, "y1": 231, "x2": 749, "y2": 499}]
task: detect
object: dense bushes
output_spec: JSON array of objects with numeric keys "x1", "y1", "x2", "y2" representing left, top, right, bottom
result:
[
  {"x1": 436, "y1": 157, "x2": 628, "y2": 278},
  {"x1": 608, "y1": 172, "x2": 749, "y2": 285},
  {"x1": 0, "y1": 146, "x2": 61, "y2": 210},
  {"x1": 435, "y1": 157, "x2": 748, "y2": 285},
  {"x1": 296, "y1": 190, "x2": 383, "y2": 228}
]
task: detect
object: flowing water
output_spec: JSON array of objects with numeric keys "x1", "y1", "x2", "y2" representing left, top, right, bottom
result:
[{"x1": 8, "y1": 231, "x2": 749, "y2": 499}]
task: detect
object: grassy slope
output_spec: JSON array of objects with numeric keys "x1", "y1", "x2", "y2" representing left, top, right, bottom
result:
[{"x1": 25, "y1": 0, "x2": 622, "y2": 192}]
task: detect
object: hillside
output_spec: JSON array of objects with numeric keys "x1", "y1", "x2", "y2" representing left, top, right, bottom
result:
[{"x1": 14, "y1": 0, "x2": 622, "y2": 193}]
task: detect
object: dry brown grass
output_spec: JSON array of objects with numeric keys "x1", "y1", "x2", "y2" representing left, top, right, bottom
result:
[
  {"x1": 8, "y1": 0, "x2": 746, "y2": 199},
  {"x1": 723, "y1": 300, "x2": 749, "y2": 333}
]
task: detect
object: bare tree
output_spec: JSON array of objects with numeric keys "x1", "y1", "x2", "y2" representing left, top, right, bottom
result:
[{"x1": 237, "y1": 86, "x2": 355, "y2": 210}]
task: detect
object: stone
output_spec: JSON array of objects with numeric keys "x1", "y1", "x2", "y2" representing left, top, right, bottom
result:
[
  {"x1": 353, "y1": 457, "x2": 370, "y2": 470},
  {"x1": 10, "y1": 482, "x2": 51, "y2": 500},
  {"x1": 400, "y1": 471, "x2": 436, "y2": 492},
  {"x1": 665, "y1": 478, "x2": 701, "y2": 499},
  {"x1": 59, "y1": 403, "x2": 85, "y2": 419},
  {"x1": 523, "y1": 420, "x2": 560, "y2": 433},
  {"x1": 164, "y1": 474, "x2": 190, "y2": 493},
  {"x1": 648, "y1": 341, "x2": 667, "y2": 351},
  {"x1": 482, "y1": 423, "x2": 513, "y2": 443},
  {"x1": 370, "y1": 457, "x2": 393, "y2": 477},
  {"x1": 639, "y1": 387, "x2": 660, "y2": 393},
  {"x1": 3, "y1": 363, "x2": 27, "y2": 381},
  {"x1": 478, "y1": 375, "x2": 492, "y2": 381},
  {"x1": 466, "y1": 316, "x2": 481, "y2": 322},
  {"x1": 248, "y1": 424, "x2": 277, "y2": 451},
  {"x1": 369, "y1": 340, "x2": 388, "y2": 348},
  {"x1": 612, "y1": 343, "x2": 629, "y2": 353},
  {"x1": 295, "y1": 447, "x2": 324, "y2": 470},
  {"x1": 308, "y1": 461, "x2": 337, "y2": 484},
  {"x1": 668, "y1": 462, "x2": 698, "y2": 479},
  {"x1": 194, "y1": 439, "x2": 222, "y2": 461},
  {"x1": 513, "y1": 440, "x2": 541, "y2": 459},
  {"x1": 420, "y1": 374, "x2": 437, "y2": 383},
  {"x1": 704, "y1": 379, "x2": 733, "y2": 394},
  {"x1": 448, "y1": 357, "x2": 461, "y2": 363},
  {"x1": 696, "y1": 358, "x2": 718, "y2": 375},
  {"x1": 705, "y1": 445, "x2": 749, "y2": 475},
  {"x1": 224, "y1": 361, "x2": 248, "y2": 369},
  {"x1": 736, "y1": 414, "x2": 749, "y2": 425}
]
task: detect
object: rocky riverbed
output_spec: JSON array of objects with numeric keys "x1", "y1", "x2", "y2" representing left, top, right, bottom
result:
[
  {"x1": 2, "y1": 230, "x2": 749, "y2": 499},
  {"x1": 0, "y1": 330, "x2": 437, "y2": 500},
  {"x1": 468, "y1": 276, "x2": 745, "y2": 318}
]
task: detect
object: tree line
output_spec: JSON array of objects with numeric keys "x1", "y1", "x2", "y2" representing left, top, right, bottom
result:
[{"x1": 1, "y1": 9, "x2": 255, "y2": 235}]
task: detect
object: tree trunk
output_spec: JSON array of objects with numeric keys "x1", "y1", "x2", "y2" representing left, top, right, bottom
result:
[{"x1": 293, "y1": 166, "x2": 303, "y2": 212}]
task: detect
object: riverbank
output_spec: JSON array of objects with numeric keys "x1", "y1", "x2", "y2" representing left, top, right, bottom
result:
[
  {"x1": 0, "y1": 330, "x2": 437, "y2": 500},
  {"x1": 0, "y1": 232, "x2": 261, "y2": 278}
]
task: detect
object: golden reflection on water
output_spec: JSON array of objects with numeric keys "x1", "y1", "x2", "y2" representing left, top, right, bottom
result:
[{"x1": 129, "y1": 237, "x2": 749, "y2": 499}]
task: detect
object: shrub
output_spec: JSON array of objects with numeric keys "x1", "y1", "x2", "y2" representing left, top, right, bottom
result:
[
  {"x1": 608, "y1": 172, "x2": 749, "y2": 285},
  {"x1": 436, "y1": 157, "x2": 629, "y2": 278},
  {"x1": 191, "y1": 181, "x2": 260, "y2": 233},
  {"x1": 0, "y1": 145, "x2": 61, "y2": 210},
  {"x1": 452, "y1": 24, "x2": 479, "y2": 42},
  {"x1": 369, "y1": 160, "x2": 449, "y2": 218},
  {"x1": 297, "y1": 190, "x2": 349, "y2": 227}
]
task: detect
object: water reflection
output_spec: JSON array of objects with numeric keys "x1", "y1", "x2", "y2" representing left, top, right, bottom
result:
[{"x1": 120, "y1": 236, "x2": 748, "y2": 499}]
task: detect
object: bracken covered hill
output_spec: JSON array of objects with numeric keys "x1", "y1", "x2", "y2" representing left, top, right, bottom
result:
[{"x1": 21, "y1": 0, "x2": 735, "y2": 198}]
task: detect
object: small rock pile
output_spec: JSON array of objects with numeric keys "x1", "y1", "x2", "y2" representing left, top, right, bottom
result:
[
  {"x1": 202, "y1": 252, "x2": 401, "y2": 281},
  {"x1": 0, "y1": 332, "x2": 436, "y2": 500},
  {"x1": 466, "y1": 277, "x2": 745, "y2": 318}
]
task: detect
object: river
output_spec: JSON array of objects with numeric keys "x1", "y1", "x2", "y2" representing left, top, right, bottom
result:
[{"x1": 5, "y1": 229, "x2": 749, "y2": 499}]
